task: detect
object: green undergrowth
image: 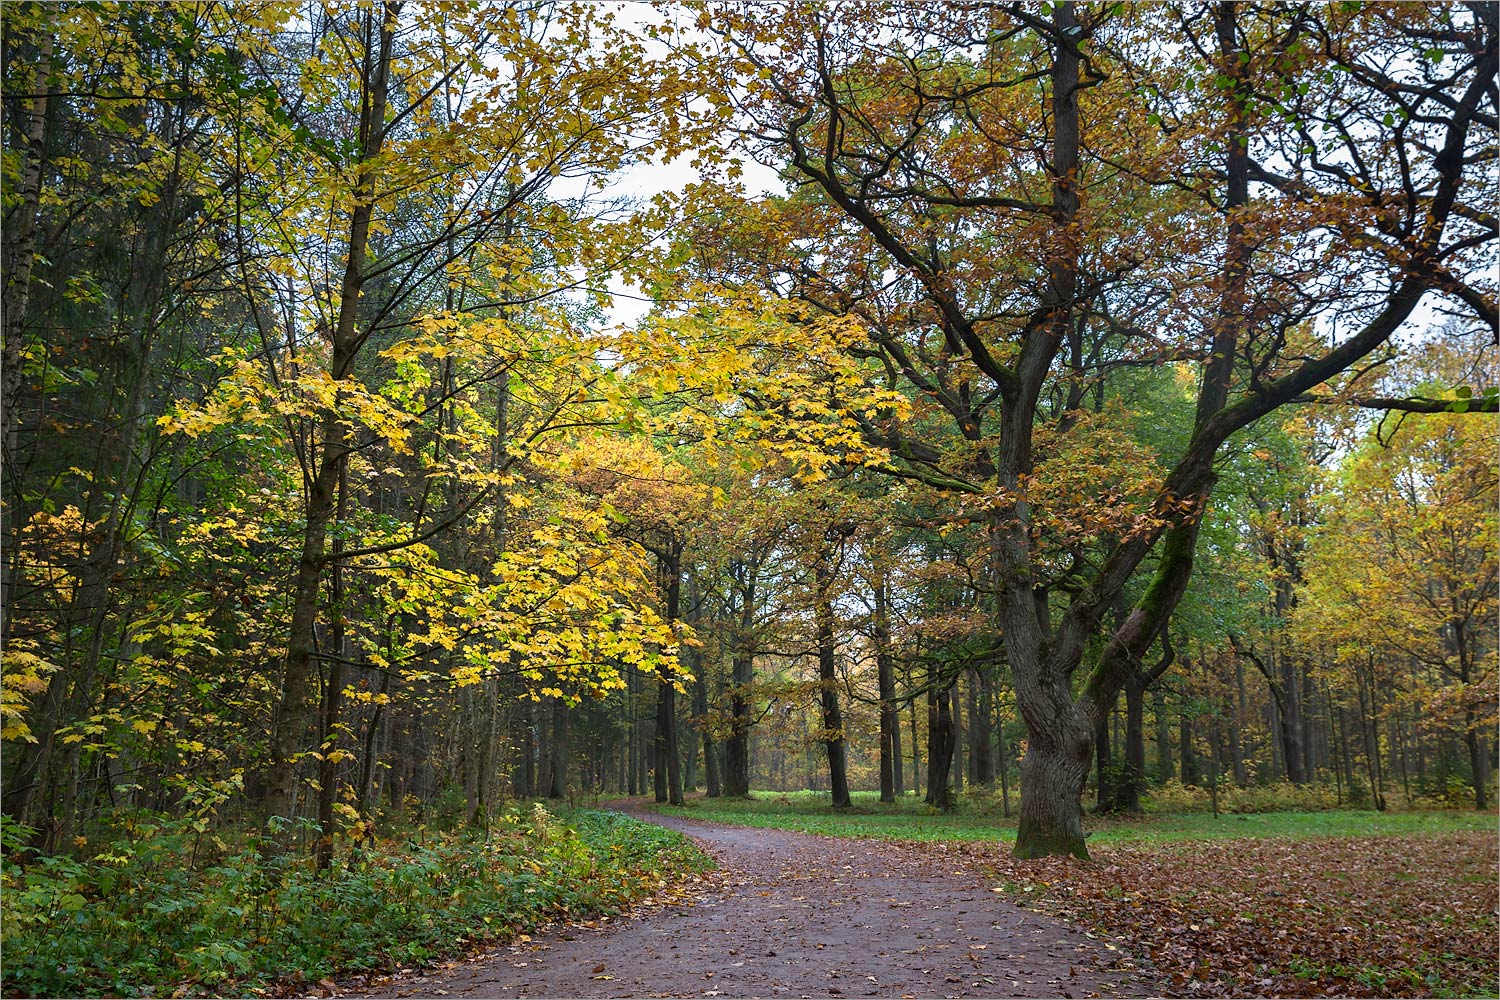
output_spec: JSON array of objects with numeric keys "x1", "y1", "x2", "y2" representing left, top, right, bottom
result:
[
  {"x1": 655, "y1": 789, "x2": 1493, "y2": 845},
  {"x1": 1, "y1": 804, "x2": 710, "y2": 998}
]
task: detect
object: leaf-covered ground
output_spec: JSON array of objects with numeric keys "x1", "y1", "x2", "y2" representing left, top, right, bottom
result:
[{"x1": 967, "y1": 831, "x2": 1498, "y2": 998}]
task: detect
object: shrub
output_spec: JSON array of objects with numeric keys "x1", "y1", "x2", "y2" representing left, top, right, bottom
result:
[
  {"x1": 1142, "y1": 779, "x2": 1344, "y2": 814},
  {"x1": 0, "y1": 806, "x2": 709, "y2": 998}
]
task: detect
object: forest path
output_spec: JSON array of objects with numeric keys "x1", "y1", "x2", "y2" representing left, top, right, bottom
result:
[{"x1": 347, "y1": 801, "x2": 1156, "y2": 999}]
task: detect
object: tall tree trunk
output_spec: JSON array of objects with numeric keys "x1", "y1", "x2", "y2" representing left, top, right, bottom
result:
[
  {"x1": 996, "y1": 698, "x2": 1011, "y2": 817},
  {"x1": 1231, "y1": 658, "x2": 1247, "y2": 786},
  {"x1": 1154, "y1": 685, "x2": 1173, "y2": 782},
  {"x1": 815, "y1": 552, "x2": 851, "y2": 808},
  {"x1": 874, "y1": 573, "x2": 898, "y2": 803},
  {"x1": 695, "y1": 656, "x2": 720, "y2": 798},
  {"x1": 1356, "y1": 662, "x2": 1386, "y2": 811},
  {"x1": 1464, "y1": 728, "x2": 1489, "y2": 811},
  {"x1": 973, "y1": 667, "x2": 995, "y2": 787},
  {"x1": 722, "y1": 563, "x2": 756, "y2": 797},
  {"x1": 8, "y1": 60, "x2": 188, "y2": 847},
  {"x1": 548, "y1": 696, "x2": 569, "y2": 799},
  {"x1": 357, "y1": 670, "x2": 391, "y2": 812},
  {"x1": 1180, "y1": 714, "x2": 1200, "y2": 786},
  {"x1": 519, "y1": 698, "x2": 536, "y2": 798},
  {"x1": 1277, "y1": 649, "x2": 1308, "y2": 785},
  {"x1": 924, "y1": 684, "x2": 956, "y2": 810},
  {"x1": 952, "y1": 671, "x2": 965, "y2": 793},
  {"x1": 264, "y1": 4, "x2": 395, "y2": 833},
  {"x1": 995, "y1": 0, "x2": 1088, "y2": 859},
  {"x1": 1117, "y1": 672, "x2": 1147, "y2": 814},
  {"x1": 1014, "y1": 711, "x2": 1091, "y2": 858},
  {"x1": 909, "y1": 695, "x2": 921, "y2": 798},
  {"x1": 654, "y1": 545, "x2": 685, "y2": 806},
  {"x1": 315, "y1": 465, "x2": 350, "y2": 871},
  {"x1": 1, "y1": 22, "x2": 54, "y2": 646},
  {"x1": 1094, "y1": 700, "x2": 1114, "y2": 811}
]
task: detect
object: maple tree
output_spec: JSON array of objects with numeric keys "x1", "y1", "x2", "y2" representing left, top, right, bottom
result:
[
  {"x1": 2, "y1": 0, "x2": 1495, "y2": 941},
  {"x1": 1295, "y1": 410, "x2": 1497, "y2": 809}
]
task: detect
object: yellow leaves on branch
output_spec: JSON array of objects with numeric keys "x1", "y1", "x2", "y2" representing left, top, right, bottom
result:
[
  {"x1": 1, "y1": 648, "x2": 59, "y2": 743},
  {"x1": 158, "y1": 347, "x2": 419, "y2": 453},
  {"x1": 616, "y1": 298, "x2": 911, "y2": 481},
  {"x1": 347, "y1": 497, "x2": 685, "y2": 703}
]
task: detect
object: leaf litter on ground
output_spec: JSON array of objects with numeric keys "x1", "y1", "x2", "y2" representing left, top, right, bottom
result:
[{"x1": 934, "y1": 831, "x2": 1498, "y2": 998}]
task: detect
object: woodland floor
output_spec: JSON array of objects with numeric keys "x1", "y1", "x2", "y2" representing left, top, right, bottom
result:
[{"x1": 339, "y1": 801, "x2": 1157, "y2": 1000}]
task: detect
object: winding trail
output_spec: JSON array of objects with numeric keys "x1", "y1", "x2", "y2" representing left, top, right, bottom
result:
[{"x1": 348, "y1": 803, "x2": 1157, "y2": 999}]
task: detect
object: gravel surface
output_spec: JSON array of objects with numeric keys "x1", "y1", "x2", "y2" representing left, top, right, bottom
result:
[{"x1": 343, "y1": 804, "x2": 1158, "y2": 999}]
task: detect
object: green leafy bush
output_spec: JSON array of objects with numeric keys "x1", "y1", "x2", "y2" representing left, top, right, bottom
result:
[{"x1": 0, "y1": 806, "x2": 709, "y2": 998}]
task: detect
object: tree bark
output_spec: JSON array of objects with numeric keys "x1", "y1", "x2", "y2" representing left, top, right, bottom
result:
[
  {"x1": 695, "y1": 654, "x2": 721, "y2": 798},
  {"x1": 654, "y1": 545, "x2": 685, "y2": 806},
  {"x1": 547, "y1": 696, "x2": 570, "y2": 799},
  {"x1": 874, "y1": 573, "x2": 898, "y2": 803},
  {"x1": 909, "y1": 694, "x2": 921, "y2": 798},
  {"x1": 973, "y1": 667, "x2": 995, "y2": 787},
  {"x1": 1014, "y1": 716, "x2": 1092, "y2": 859},
  {"x1": 815, "y1": 551, "x2": 851, "y2": 808},
  {"x1": 722, "y1": 560, "x2": 757, "y2": 797},
  {"x1": 1, "y1": 22, "x2": 53, "y2": 646},
  {"x1": 924, "y1": 684, "x2": 956, "y2": 810},
  {"x1": 315, "y1": 465, "x2": 350, "y2": 870},
  {"x1": 1117, "y1": 673, "x2": 1147, "y2": 813}
]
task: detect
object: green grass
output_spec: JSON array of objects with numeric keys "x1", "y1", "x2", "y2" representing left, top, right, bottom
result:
[{"x1": 653, "y1": 789, "x2": 1494, "y2": 845}]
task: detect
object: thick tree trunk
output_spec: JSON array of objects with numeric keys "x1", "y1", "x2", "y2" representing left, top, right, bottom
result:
[
  {"x1": 924, "y1": 685, "x2": 956, "y2": 810},
  {"x1": 1014, "y1": 715, "x2": 1092, "y2": 859},
  {"x1": 996, "y1": 701, "x2": 1011, "y2": 816},
  {"x1": 891, "y1": 701, "x2": 905, "y2": 797},
  {"x1": 722, "y1": 657, "x2": 751, "y2": 798},
  {"x1": 952, "y1": 674, "x2": 965, "y2": 793},
  {"x1": 1180, "y1": 715, "x2": 1200, "y2": 786},
  {"x1": 1277, "y1": 650, "x2": 1308, "y2": 785}
]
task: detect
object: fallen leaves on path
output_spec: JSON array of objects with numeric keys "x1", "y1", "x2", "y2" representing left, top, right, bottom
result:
[{"x1": 957, "y1": 831, "x2": 1497, "y2": 998}]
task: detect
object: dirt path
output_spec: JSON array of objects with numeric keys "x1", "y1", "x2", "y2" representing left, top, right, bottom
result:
[{"x1": 346, "y1": 805, "x2": 1156, "y2": 999}]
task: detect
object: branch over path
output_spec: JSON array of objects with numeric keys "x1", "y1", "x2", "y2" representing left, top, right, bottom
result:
[{"x1": 348, "y1": 803, "x2": 1158, "y2": 999}]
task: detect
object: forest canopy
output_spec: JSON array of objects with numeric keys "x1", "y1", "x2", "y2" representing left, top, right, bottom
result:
[{"x1": 1, "y1": 0, "x2": 1494, "y2": 877}]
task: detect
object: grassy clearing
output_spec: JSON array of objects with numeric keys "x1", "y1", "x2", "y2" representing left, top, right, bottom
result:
[
  {"x1": 1, "y1": 805, "x2": 710, "y2": 998},
  {"x1": 654, "y1": 789, "x2": 1493, "y2": 845}
]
